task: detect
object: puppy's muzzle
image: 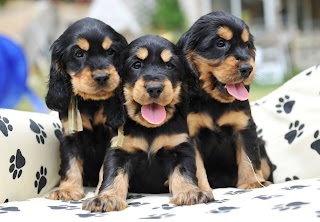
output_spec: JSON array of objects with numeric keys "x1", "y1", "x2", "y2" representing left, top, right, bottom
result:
[
  {"x1": 238, "y1": 64, "x2": 253, "y2": 79},
  {"x1": 94, "y1": 73, "x2": 110, "y2": 85},
  {"x1": 146, "y1": 84, "x2": 164, "y2": 98}
]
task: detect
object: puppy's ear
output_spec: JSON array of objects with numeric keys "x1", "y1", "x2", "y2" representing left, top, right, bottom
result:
[
  {"x1": 45, "y1": 39, "x2": 72, "y2": 112},
  {"x1": 103, "y1": 88, "x2": 125, "y2": 128},
  {"x1": 182, "y1": 52, "x2": 199, "y2": 97}
]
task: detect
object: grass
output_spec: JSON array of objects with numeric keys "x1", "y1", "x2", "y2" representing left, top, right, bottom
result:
[{"x1": 249, "y1": 82, "x2": 283, "y2": 101}]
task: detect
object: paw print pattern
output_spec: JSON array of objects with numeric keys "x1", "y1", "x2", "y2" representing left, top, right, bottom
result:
[
  {"x1": 284, "y1": 120, "x2": 305, "y2": 144},
  {"x1": 34, "y1": 166, "x2": 47, "y2": 194},
  {"x1": 311, "y1": 130, "x2": 320, "y2": 155},
  {"x1": 257, "y1": 128, "x2": 263, "y2": 139},
  {"x1": 0, "y1": 116, "x2": 13, "y2": 137},
  {"x1": 53, "y1": 122, "x2": 63, "y2": 140},
  {"x1": 29, "y1": 119, "x2": 47, "y2": 144},
  {"x1": 285, "y1": 176, "x2": 299, "y2": 182},
  {"x1": 9, "y1": 149, "x2": 26, "y2": 179},
  {"x1": 273, "y1": 202, "x2": 309, "y2": 211},
  {"x1": 209, "y1": 206, "x2": 240, "y2": 214},
  {"x1": 275, "y1": 95, "x2": 295, "y2": 114}
]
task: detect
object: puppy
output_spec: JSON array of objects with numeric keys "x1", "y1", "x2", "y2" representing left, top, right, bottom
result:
[
  {"x1": 45, "y1": 17, "x2": 128, "y2": 200},
  {"x1": 177, "y1": 11, "x2": 274, "y2": 189},
  {"x1": 82, "y1": 35, "x2": 214, "y2": 212}
]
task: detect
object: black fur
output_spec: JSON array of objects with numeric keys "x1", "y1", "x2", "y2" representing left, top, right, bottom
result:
[
  {"x1": 45, "y1": 17, "x2": 128, "y2": 189},
  {"x1": 177, "y1": 11, "x2": 274, "y2": 188}
]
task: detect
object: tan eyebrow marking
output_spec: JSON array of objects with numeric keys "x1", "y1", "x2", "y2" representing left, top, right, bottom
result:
[
  {"x1": 102, "y1": 37, "x2": 112, "y2": 50},
  {"x1": 241, "y1": 29, "x2": 249, "y2": 42},
  {"x1": 160, "y1": 49, "x2": 172, "y2": 62},
  {"x1": 77, "y1": 38, "x2": 90, "y2": 51},
  {"x1": 217, "y1": 26, "x2": 233, "y2": 40},
  {"x1": 136, "y1": 47, "x2": 148, "y2": 60}
]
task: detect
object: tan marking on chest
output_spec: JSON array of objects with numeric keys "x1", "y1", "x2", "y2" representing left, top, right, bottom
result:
[
  {"x1": 217, "y1": 110, "x2": 249, "y2": 131},
  {"x1": 150, "y1": 133, "x2": 189, "y2": 154},
  {"x1": 187, "y1": 113, "x2": 214, "y2": 137}
]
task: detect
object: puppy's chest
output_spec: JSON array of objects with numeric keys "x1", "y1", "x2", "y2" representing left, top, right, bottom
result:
[
  {"x1": 187, "y1": 105, "x2": 250, "y2": 137},
  {"x1": 113, "y1": 124, "x2": 189, "y2": 155}
]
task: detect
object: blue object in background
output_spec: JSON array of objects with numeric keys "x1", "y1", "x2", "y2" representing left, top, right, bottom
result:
[{"x1": 0, "y1": 35, "x2": 46, "y2": 113}]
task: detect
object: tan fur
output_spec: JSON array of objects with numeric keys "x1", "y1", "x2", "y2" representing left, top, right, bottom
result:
[
  {"x1": 71, "y1": 65, "x2": 119, "y2": 101},
  {"x1": 48, "y1": 158, "x2": 85, "y2": 200},
  {"x1": 217, "y1": 26, "x2": 233, "y2": 40},
  {"x1": 93, "y1": 106, "x2": 107, "y2": 126},
  {"x1": 261, "y1": 158, "x2": 271, "y2": 180},
  {"x1": 81, "y1": 113, "x2": 93, "y2": 130},
  {"x1": 77, "y1": 38, "x2": 90, "y2": 51},
  {"x1": 187, "y1": 112, "x2": 215, "y2": 137},
  {"x1": 111, "y1": 135, "x2": 149, "y2": 153},
  {"x1": 150, "y1": 133, "x2": 189, "y2": 154},
  {"x1": 83, "y1": 169, "x2": 129, "y2": 212},
  {"x1": 124, "y1": 79, "x2": 181, "y2": 128},
  {"x1": 136, "y1": 47, "x2": 148, "y2": 60},
  {"x1": 95, "y1": 166, "x2": 104, "y2": 196},
  {"x1": 102, "y1": 37, "x2": 112, "y2": 50},
  {"x1": 217, "y1": 110, "x2": 250, "y2": 131},
  {"x1": 236, "y1": 139, "x2": 267, "y2": 189},
  {"x1": 187, "y1": 50, "x2": 256, "y2": 103},
  {"x1": 169, "y1": 167, "x2": 214, "y2": 205},
  {"x1": 195, "y1": 148, "x2": 212, "y2": 191},
  {"x1": 160, "y1": 49, "x2": 172, "y2": 62},
  {"x1": 241, "y1": 29, "x2": 249, "y2": 42}
]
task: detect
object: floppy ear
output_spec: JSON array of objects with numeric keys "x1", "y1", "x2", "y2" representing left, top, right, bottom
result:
[
  {"x1": 45, "y1": 40, "x2": 72, "y2": 112},
  {"x1": 181, "y1": 52, "x2": 199, "y2": 97},
  {"x1": 103, "y1": 87, "x2": 125, "y2": 129}
]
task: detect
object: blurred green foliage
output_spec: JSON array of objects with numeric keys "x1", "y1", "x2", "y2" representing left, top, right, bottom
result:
[{"x1": 151, "y1": 0, "x2": 186, "y2": 31}]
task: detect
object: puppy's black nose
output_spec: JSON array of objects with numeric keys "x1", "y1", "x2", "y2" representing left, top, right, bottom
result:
[
  {"x1": 238, "y1": 64, "x2": 253, "y2": 78},
  {"x1": 146, "y1": 84, "x2": 164, "y2": 98},
  {"x1": 93, "y1": 73, "x2": 109, "y2": 85}
]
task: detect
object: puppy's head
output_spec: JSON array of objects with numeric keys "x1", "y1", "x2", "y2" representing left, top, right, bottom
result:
[
  {"x1": 177, "y1": 11, "x2": 255, "y2": 103},
  {"x1": 121, "y1": 35, "x2": 194, "y2": 128},
  {"x1": 45, "y1": 17, "x2": 128, "y2": 112}
]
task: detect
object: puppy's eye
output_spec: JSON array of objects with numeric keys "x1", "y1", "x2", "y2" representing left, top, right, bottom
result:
[
  {"x1": 132, "y1": 61, "x2": 142, "y2": 69},
  {"x1": 216, "y1": 39, "x2": 225, "y2": 47},
  {"x1": 75, "y1": 50, "x2": 84, "y2": 58},
  {"x1": 107, "y1": 49, "x2": 115, "y2": 55},
  {"x1": 166, "y1": 62, "x2": 174, "y2": 70}
]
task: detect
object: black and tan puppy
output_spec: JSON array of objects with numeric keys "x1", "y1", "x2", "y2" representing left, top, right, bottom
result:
[
  {"x1": 177, "y1": 11, "x2": 274, "y2": 189},
  {"x1": 82, "y1": 35, "x2": 214, "y2": 212},
  {"x1": 45, "y1": 17, "x2": 128, "y2": 200}
]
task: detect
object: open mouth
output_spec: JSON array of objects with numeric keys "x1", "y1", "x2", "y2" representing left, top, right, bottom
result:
[
  {"x1": 225, "y1": 82, "x2": 249, "y2": 101},
  {"x1": 141, "y1": 103, "x2": 166, "y2": 125}
]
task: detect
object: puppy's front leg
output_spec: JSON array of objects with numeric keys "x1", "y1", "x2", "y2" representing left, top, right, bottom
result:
[
  {"x1": 169, "y1": 142, "x2": 214, "y2": 205},
  {"x1": 82, "y1": 149, "x2": 129, "y2": 212},
  {"x1": 48, "y1": 134, "x2": 85, "y2": 200},
  {"x1": 236, "y1": 126, "x2": 272, "y2": 189}
]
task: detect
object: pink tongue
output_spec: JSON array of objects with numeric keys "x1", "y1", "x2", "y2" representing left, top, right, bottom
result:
[
  {"x1": 226, "y1": 83, "x2": 249, "y2": 101},
  {"x1": 141, "y1": 104, "x2": 166, "y2": 125}
]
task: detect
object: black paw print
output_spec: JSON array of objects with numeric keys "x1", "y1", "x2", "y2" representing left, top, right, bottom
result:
[
  {"x1": 209, "y1": 206, "x2": 239, "y2": 214},
  {"x1": 128, "y1": 202, "x2": 150, "y2": 207},
  {"x1": 253, "y1": 195, "x2": 283, "y2": 200},
  {"x1": 224, "y1": 190, "x2": 252, "y2": 195},
  {"x1": 284, "y1": 120, "x2": 304, "y2": 144},
  {"x1": 316, "y1": 211, "x2": 320, "y2": 218},
  {"x1": 0, "y1": 206, "x2": 20, "y2": 214},
  {"x1": 276, "y1": 95, "x2": 295, "y2": 114},
  {"x1": 257, "y1": 128, "x2": 263, "y2": 139},
  {"x1": 140, "y1": 213, "x2": 175, "y2": 219},
  {"x1": 273, "y1": 202, "x2": 309, "y2": 211},
  {"x1": 48, "y1": 205, "x2": 80, "y2": 210},
  {"x1": 0, "y1": 116, "x2": 13, "y2": 137},
  {"x1": 161, "y1": 204, "x2": 177, "y2": 210},
  {"x1": 285, "y1": 176, "x2": 299, "y2": 182},
  {"x1": 127, "y1": 194, "x2": 145, "y2": 200},
  {"x1": 34, "y1": 166, "x2": 47, "y2": 194},
  {"x1": 53, "y1": 122, "x2": 63, "y2": 140},
  {"x1": 282, "y1": 185, "x2": 309, "y2": 190},
  {"x1": 311, "y1": 130, "x2": 320, "y2": 155},
  {"x1": 9, "y1": 149, "x2": 26, "y2": 179},
  {"x1": 29, "y1": 119, "x2": 47, "y2": 144}
]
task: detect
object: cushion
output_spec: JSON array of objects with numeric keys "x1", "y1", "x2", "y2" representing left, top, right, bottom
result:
[
  {"x1": 251, "y1": 65, "x2": 320, "y2": 183},
  {"x1": 0, "y1": 109, "x2": 61, "y2": 203}
]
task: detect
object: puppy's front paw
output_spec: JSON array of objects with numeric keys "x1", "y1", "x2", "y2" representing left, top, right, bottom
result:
[
  {"x1": 170, "y1": 188, "x2": 214, "y2": 206},
  {"x1": 47, "y1": 189, "x2": 85, "y2": 201},
  {"x1": 238, "y1": 180, "x2": 272, "y2": 189},
  {"x1": 82, "y1": 195, "x2": 127, "y2": 212}
]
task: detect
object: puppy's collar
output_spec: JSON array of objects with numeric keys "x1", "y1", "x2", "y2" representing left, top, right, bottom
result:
[
  {"x1": 111, "y1": 125, "x2": 124, "y2": 148},
  {"x1": 68, "y1": 95, "x2": 83, "y2": 133}
]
